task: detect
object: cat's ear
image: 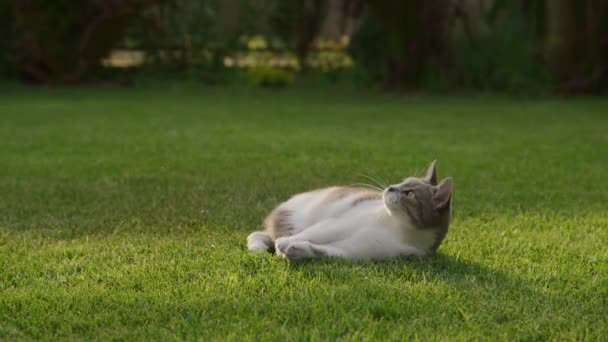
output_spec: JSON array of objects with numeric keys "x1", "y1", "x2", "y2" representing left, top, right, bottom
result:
[
  {"x1": 424, "y1": 160, "x2": 438, "y2": 185},
  {"x1": 434, "y1": 177, "x2": 452, "y2": 210}
]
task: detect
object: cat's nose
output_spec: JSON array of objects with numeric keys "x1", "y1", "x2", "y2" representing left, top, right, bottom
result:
[{"x1": 387, "y1": 186, "x2": 397, "y2": 192}]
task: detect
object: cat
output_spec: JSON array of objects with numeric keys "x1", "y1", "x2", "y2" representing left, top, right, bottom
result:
[{"x1": 247, "y1": 160, "x2": 452, "y2": 261}]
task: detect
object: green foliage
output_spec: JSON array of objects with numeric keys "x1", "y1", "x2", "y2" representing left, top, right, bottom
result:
[
  {"x1": 128, "y1": 0, "x2": 222, "y2": 70},
  {"x1": 455, "y1": 12, "x2": 550, "y2": 93},
  {"x1": 244, "y1": 66, "x2": 295, "y2": 88},
  {"x1": 350, "y1": 0, "x2": 555, "y2": 93},
  {"x1": 421, "y1": 70, "x2": 450, "y2": 95},
  {"x1": 348, "y1": 14, "x2": 391, "y2": 83},
  {"x1": 9, "y1": 0, "x2": 158, "y2": 83},
  {"x1": 1, "y1": 88, "x2": 607, "y2": 339},
  {"x1": 1, "y1": 0, "x2": 603, "y2": 93},
  {"x1": 270, "y1": 0, "x2": 328, "y2": 65},
  {"x1": 226, "y1": 35, "x2": 353, "y2": 88}
]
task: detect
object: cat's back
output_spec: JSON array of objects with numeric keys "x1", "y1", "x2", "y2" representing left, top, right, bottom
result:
[
  {"x1": 265, "y1": 186, "x2": 381, "y2": 238},
  {"x1": 286, "y1": 186, "x2": 380, "y2": 215}
]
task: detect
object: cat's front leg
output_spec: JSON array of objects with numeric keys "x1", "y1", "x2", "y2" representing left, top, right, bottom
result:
[
  {"x1": 275, "y1": 237, "x2": 292, "y2": 259},
  {"x1": 276, "y1": 238, "x2": 317, "y2": 261},
  {"x1": 276, "y1": 239, "x2": 347, "y2": 261},
  {"x1": 282, "y1": 241, "x2": 317, "y2": 261},
  {"x1": 399, "y1": 244, "x2": 428, "y2": 257}
]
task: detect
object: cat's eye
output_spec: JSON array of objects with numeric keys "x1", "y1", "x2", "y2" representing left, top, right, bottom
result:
[{"x1": 402, "y1": 189, "x2": 415, "y2": 198}]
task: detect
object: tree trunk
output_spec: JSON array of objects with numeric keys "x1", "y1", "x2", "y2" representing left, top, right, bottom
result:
[
  {"x1": 364, "y1": 0, "x2": 450, "y2": 90},
  {"x1": 548, "y1": 0, "x2": 608, "y2": 93}
]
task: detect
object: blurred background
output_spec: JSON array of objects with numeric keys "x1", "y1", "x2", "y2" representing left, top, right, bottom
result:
[{"x1": 1, "y1": 0, "x2": 606, "y2": 95}]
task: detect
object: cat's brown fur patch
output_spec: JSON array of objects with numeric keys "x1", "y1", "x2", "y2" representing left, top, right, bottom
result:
[
  {"x1": 322, "y1": 187, "x2": 380, "y2": 207},
  {"x1": 351, "y1": 192, "x2": 382, "y2": 206},
  {"x1": 265, "y1": 208, "x2": 293, "y2": 239}
]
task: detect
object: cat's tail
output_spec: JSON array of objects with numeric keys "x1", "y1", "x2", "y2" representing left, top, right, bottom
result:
[{"x1": 247, "y1": 230, "x2": 274, "y2": 252}]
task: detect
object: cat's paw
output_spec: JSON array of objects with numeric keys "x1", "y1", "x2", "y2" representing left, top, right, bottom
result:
[
  {"x1": 275, "y1": 237, "x2": 292, "y2": 258},
  {"x1": 401, "y1": 245, "x2": 428, "y2": 257},
  {"x1": 284, "y1": 241, "x2": 314, "y2": 261}
]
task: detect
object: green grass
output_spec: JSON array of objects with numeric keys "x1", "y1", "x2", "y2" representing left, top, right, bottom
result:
[{"x1": 1, "y1": 85, "x2": 607, "y2": 340}]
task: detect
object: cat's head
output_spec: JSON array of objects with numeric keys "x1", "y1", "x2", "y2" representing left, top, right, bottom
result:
[{"x1": 383, "y1": 160, "x2": 452, "y2": 234}]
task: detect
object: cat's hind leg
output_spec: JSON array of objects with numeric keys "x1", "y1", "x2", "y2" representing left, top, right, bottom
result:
[{"x1": 247, "y1": 231, "x2": 274, "y2": 252}]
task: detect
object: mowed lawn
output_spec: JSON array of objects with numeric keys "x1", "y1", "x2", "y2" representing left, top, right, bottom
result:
[{"x1": 1, "y1": 86, "x2": 607, "y2": 340}]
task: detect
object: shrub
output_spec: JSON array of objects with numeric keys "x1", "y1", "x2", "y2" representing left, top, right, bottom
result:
[
  {"x1": 348, "y1": 14, "x2": 390, "y2": 84},
  {"x1": 454, "y1": 12, "x2": 550, "y2": 93},
  {"x1": 244, "y1": 66, "x2": 295, "y2": 88},
  {"x1": 127, "y1": 0, "x2": 222, "y2": 70}
]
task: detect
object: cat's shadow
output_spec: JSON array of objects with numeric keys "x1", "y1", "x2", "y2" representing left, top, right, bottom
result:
[{"x1": 286, "y1": 253, "x2": 534, "y2": 296}]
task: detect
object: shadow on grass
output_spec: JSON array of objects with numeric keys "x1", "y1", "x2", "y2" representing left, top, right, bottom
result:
[{"x1": 282, "y1": 253, "x2": 535, "y2": 299}]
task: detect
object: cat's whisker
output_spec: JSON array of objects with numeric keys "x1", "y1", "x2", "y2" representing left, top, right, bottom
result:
[
  {"x1": 366, "y1": 170, "x2": 389, "y2": 188},
  {"x1": 354, "y1": 172, "x2": 388, "y2": 190},
  {"x1": 349, "y1": 182, "x2": 384, "y2": 192}
]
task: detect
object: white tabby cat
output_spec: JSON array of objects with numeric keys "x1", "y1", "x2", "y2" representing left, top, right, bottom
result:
[{"x1": 247, "y1": 161, "x2": 452, "y2": 261}]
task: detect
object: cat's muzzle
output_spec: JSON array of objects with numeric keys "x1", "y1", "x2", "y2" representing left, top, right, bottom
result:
[{"x1": 383, "y1": 189, "x2": 400, "y2": 206}]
